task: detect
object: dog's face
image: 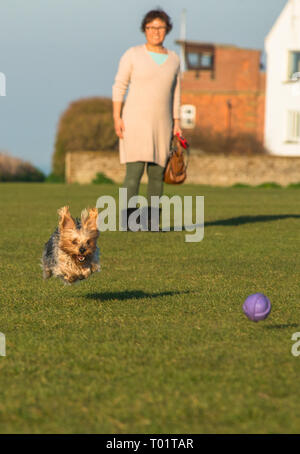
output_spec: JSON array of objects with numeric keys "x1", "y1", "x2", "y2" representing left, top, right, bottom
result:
[{"x1": 57, "y1": 206, "x2": 99, "y2": 265}]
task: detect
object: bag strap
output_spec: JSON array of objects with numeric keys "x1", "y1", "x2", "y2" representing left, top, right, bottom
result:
[{"x1": 172, "y1": 135, "x2": 190, "y2": 169}]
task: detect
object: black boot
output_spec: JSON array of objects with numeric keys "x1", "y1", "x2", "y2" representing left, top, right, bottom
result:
[
  {"x1": 126, "y1": 208, "x2": 141, "y2": 232},
  {"x1": 120, "y1": 208, "x2": 136, "y2": 231}
]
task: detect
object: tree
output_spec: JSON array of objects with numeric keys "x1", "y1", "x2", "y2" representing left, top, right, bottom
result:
[{"x1": 52, "y1": 97, "x2": 117, "y2": 178}]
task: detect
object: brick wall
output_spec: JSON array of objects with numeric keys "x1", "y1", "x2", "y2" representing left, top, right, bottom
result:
[{"x1": 181, "y1": 44, "x2": 266, "y2": 142}]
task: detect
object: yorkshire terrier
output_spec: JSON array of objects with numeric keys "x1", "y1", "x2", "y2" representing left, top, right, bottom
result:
[{"x1": 41, "y1": 206, "x2": 100, "y2": 285}]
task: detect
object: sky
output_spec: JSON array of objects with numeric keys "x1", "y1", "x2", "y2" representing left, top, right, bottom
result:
[{"x1": 0, "y1": 0, "x2": 288, "y2": 175}]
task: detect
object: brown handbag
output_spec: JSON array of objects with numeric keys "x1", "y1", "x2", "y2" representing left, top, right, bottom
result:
[{"x1": 164, "y1": 135, "x2": 189, "y2": 184}]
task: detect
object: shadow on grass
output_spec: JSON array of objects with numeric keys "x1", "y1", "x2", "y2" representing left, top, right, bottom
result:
[
  {"x1": 263, "y1": 323, "x2": 299, "y2": 330},
  {"x1": 158, "y1": 214, "x2": 300, "y2": 231},
  {"x1": 206, "y1": 214, "x2": 300, "y2": 227},
  {"x1": 84, "y1": 289, "x2": 190, "y2": 302}
]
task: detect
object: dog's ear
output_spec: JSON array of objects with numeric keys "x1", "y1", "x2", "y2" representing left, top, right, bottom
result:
[
  {"x1": 57, "y1": 206, "x2": 76, "y2": 231},
  {"x1": 81, "y1": 207, "x2": 99, "y2": 231},
  {"x1": 80, "y1": 208, "x2": 89, "y2": 225}
]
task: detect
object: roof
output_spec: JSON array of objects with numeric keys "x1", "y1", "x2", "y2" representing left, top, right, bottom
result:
[{"x1": 175, "y1": 40, "x2": 261, "y2": 52}]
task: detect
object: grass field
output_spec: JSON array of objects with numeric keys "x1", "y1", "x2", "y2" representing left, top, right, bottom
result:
[{"x1": 1, "y1": 182, "x2": 300, "y2": 434}]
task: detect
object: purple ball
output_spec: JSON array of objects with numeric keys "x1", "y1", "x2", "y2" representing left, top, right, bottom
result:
[{"x1": 243, "y1": 293, "x2": 271, "y2": 322}]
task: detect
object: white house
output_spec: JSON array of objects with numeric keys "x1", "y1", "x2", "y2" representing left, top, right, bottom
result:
[{"x1": 265, "y1": 0, "x2": 300, "y2": 156}]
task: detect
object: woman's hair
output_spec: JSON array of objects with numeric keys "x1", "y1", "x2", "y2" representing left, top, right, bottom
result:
[{"x1": 140, "y1": 8, "x2": 173, "y2": 34}]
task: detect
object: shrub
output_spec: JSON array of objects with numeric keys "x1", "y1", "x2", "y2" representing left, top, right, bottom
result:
[
  {"x1": 52, "y1": 97, "x2": 117, "y2": 178},
  {"x1": 256, "y1": 182, "x2": 282, "y2": 189},
  {"x1": 287, "y1": 182, "x2": 300, "y2": 189},
  {"x1": 0, "y1": 151, "x2": 45, "y2": 182},
  {"x1": 92, "y1": 172, "x2": 114, "y2": 184},
  {"x1": 45, "y1": 172, "x2": 65, "y2": 183},
  {"x1": 232, "y1": 183, "x2": 251, "y2": 188}
]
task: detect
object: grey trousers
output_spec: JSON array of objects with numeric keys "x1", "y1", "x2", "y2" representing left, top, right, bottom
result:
[{"x1": 123, "y1": 161, "x2": 165, "y2": 205}]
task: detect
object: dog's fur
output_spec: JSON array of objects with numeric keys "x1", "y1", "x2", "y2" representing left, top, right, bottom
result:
[{"x1": 41, "y1": 206, "x2": 100, "y2": 285}]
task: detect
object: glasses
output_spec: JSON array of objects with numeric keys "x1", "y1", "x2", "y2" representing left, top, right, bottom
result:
[{"x1": 145, "y1": 26, "x2": 167, "y2": 32}]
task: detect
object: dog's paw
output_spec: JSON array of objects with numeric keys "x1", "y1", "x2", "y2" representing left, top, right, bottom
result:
[
  {"x1": 91, "y1": 263, "x2": 101, "y2": 273},
  {"x1": 42, "y1": 268, "x2": 52, "y2": 279}
]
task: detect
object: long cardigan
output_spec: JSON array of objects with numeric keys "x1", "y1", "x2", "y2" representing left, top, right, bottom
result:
[{"x1": 112, "y1": 44, "x2": 181, "y2": 167}]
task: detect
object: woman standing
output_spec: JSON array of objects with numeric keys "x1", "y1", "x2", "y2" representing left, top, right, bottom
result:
[{"x1": 112, "y1": 9, "x2": 182, "y2": 230}]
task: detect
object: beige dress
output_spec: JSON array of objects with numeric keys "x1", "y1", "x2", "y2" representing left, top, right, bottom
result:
[{"x1": 112, "y1": 44, "x2": 181, "y2": 167}]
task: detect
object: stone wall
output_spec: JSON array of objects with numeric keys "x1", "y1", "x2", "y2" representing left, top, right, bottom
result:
[
  {"x1": 65, "y1": 150, "x2": 300, "y2": 186},
  {"x1": 187, "y1": 151, "x2": 300, "y2": 186},
  {"x1": 65, "y1": 151, "x2": 127, "y2": 184}
]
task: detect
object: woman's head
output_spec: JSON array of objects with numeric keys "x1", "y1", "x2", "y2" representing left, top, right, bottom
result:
[
  {"x1": 141, "y1": 9, "x2": 173, "y2": 34},
  {"x1": 141, "y1": 9, "x2": 172, "y2": 47}
]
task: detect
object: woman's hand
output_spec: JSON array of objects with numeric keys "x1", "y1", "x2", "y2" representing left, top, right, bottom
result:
[
  {"x1": 173, "y1": 119, "x2": 182, "y2": 137},
  {"x1": 114, "y1": 117, "x2": 125, "y2": 139}
]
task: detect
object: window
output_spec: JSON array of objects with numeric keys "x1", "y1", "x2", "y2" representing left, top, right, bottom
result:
[
  {"x1": 180, "y1": 105, "x2": 196, "y2": 129},
  {"x1": 187, "y1": 52, "x2": 200, "y2": 68},
  {"x1": 288, "y1": 51, "x2": 300, "y2": 79},
  {"x1": 201, "y1": 53, "x2": 213, "y2": 67},
  {"x1": 186, "y1": 51, "x2": 214, "y2": 70},
  {"x1": 287, "y1": 111, "x2": 300, "y2": 141}
]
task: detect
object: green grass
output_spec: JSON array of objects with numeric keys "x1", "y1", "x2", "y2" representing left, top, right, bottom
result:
[{"x1": 1, "y1": 182, "x2": 300, "y2": 434}]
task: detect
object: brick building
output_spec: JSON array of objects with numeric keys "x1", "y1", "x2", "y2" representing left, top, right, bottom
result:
[{"x1": 176, "y1": 40, "x2": 266, "y2": 142}]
